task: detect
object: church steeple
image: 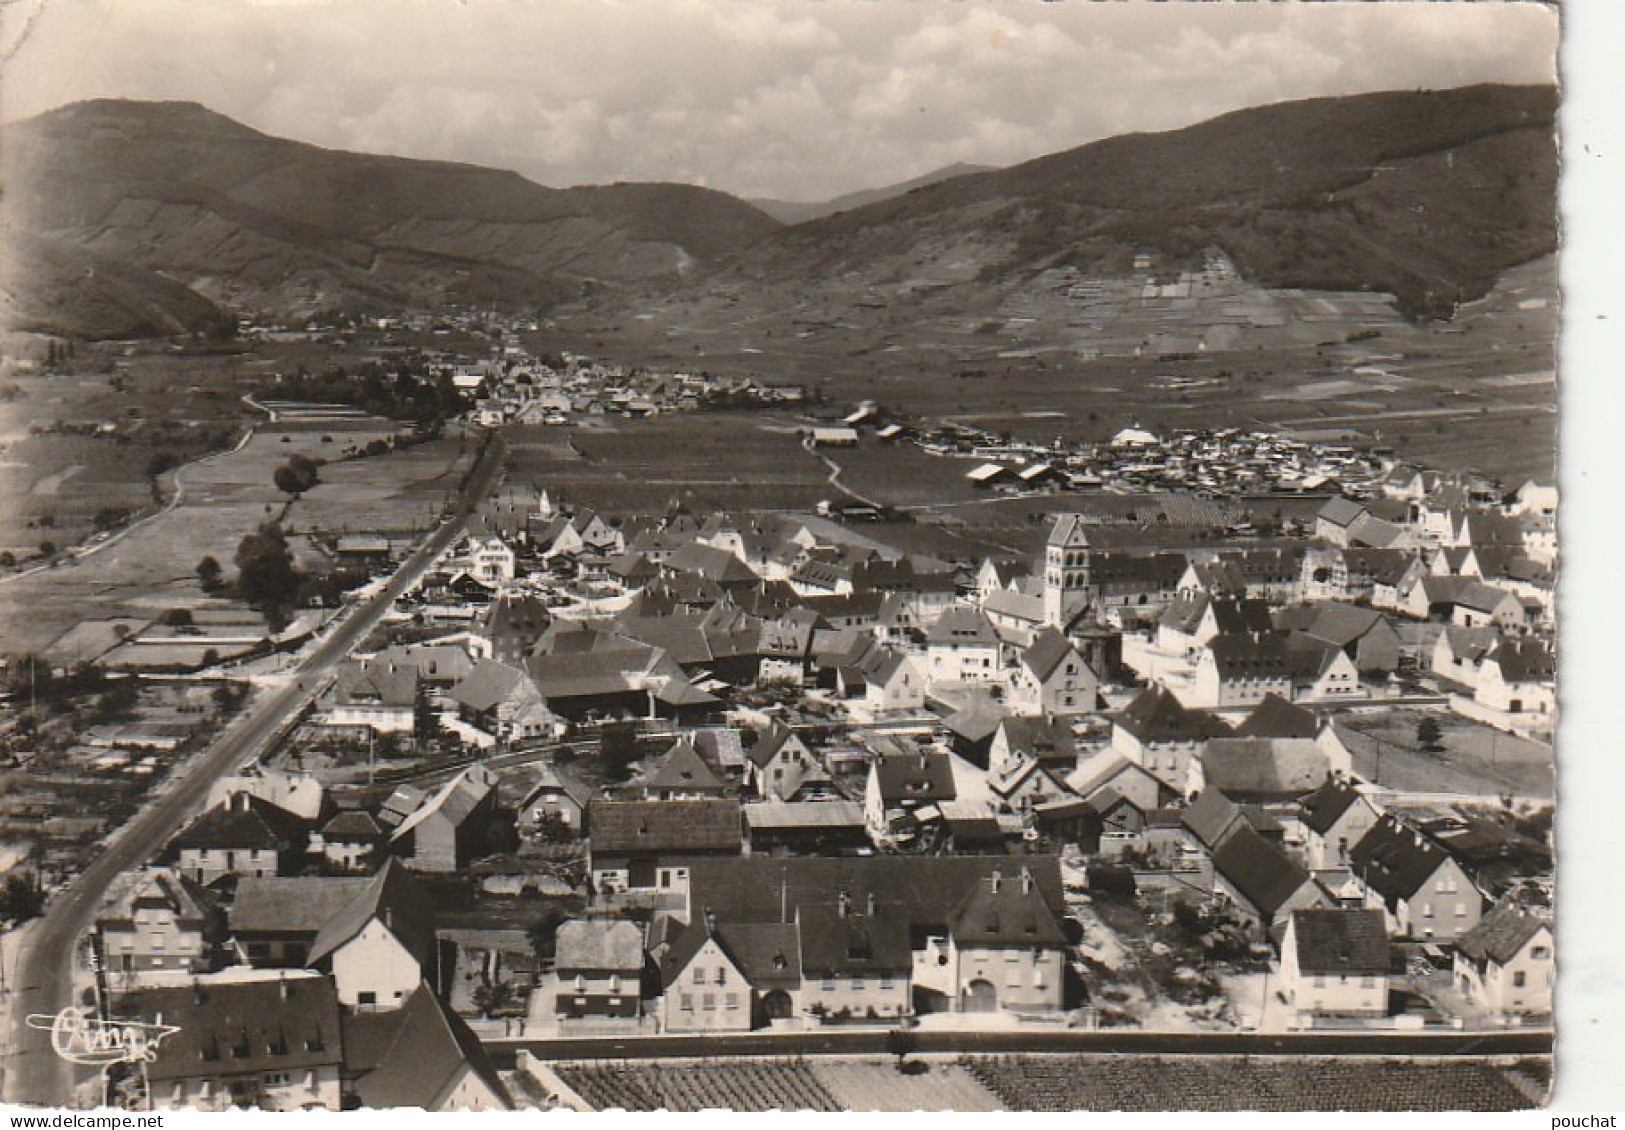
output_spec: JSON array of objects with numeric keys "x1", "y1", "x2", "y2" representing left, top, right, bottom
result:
[{"x1": 1043, "y1": 514, "x2": 1093, "y2": 627}]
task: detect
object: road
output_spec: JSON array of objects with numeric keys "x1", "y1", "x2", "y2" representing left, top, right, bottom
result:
[
  {"x1": 488, "y1": 1025, "x2": 1553, "y2": 1066},
  {"x1": 1, "y1": 430, "x2": 505, "y2": 1109}
]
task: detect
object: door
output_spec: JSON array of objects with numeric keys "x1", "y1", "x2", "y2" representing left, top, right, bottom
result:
[
  {"x1": 628, "y1": 858, "x2": 658, "y2": 889},
  {"x1": 961, "y1": 979, "x2": 998, "y2": 1012},
  {"x1": 762, "y1": 990, "x2": 794, "y2": 1021}
]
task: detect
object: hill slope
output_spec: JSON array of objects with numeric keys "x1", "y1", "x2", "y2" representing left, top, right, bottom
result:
[
  {"x1": 1, "y1": 99, "x2": 783, "y2": 336},
  {"x1": 711, "y1": 84, "x2": 1557, "y2": 321},
  {"x1": 750, "y1": 163, "x2": 995, "y2": 224}
]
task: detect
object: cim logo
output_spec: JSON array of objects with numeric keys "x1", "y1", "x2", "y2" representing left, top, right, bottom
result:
[{"x1": 26, "y1": 1008, "x2": 180, "y2": 1067}]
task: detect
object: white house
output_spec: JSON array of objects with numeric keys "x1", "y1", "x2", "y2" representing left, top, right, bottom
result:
[
  {"x1": 1279, "y1": 908, "x2": 1391, "y2": 1020},
  {"x1": 1452, "y1": 904, "x2": 1553, "y2": 1022}
]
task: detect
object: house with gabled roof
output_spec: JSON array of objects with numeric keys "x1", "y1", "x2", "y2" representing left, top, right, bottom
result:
[
  {"x1": 1314, "y1": 497, "x2": 1368, "y2": 546},
  {"x1": 448, "y1": 658, "x2": 560, "y2": 743},
  {"x1": 1007, "y1": 626, "x2": 1098, "y2": 716},
  {"x1": 1187, "y1": 632, "x2": 1294, "y2": 710},
  {"x1": 945, "y1": 865, "x2": 1068, "y2": 1014},
  {"x1": 1298, "y1": 778, "x2": 1383, "y2": 873},
  {"x1": 306, "y1": 859, "x2": 443, "y2": 1010},
  {"x1": 987, "y1": 756, "x2": 1073, "y2": 818},
  {"x1": 1111, "y1": 684, "x2": 1230, "y2": 791},
  {"x1": 864, "y1": 749, "x2": 957, "y2": 843},
  {"x1": 743, "y1": 722, "x2": 822, "y2": 802},
  {"x1": 171, "y1": 792, "x2": 311, "y2": 885},
  {"x1": 1188, "y1": 737, "x2": 1330, "y2": 803},
  {"x1": 587, "y1": 798, "x2": 742, "y2": 901},
  {"x1": 926, "y1": 605, "x2": 1003, "y2": 686},
  {"x1": 125, "y1": 972, "x2": 346, "y2": 1111},
  {"x1": 342, "y1": 984, "x2": 512, "y2": 1110},
  {"x1": 1473, "y1": 638, "x2": 1556, "y2": 721},
  {"x1": 1235, "y1": 694, "x2": 1319, "y2": 740},
  {"x1": 314, "y1": 809, "x2": 387, "y2": 874},
  {"x1": 517, "y1": 762, "x2": 595, "y2": 837},
  {"x1": 1431, "y1": 626, "x2": 1500, "y2": 690},
  {"x1": 659, "y1": 917, "x2": 803, "y2": 1032},
  {"x1": 522, "y1": 642, "x2": 719, "y2": 722},
  {"x1": 1210, "y1": 823, "x2": 1328, "y2": 934},
  {"x1": 97, "y1": 866, "x2": 223, "y2": 986},
  {"x1": 1452, "y1": 904, "x2": 1553, "y2": 1020},
  {"x1": 758, "y1": 607, "x2": 820, "y2": 685},
  {"x1": 990, "y1": 714, "x2": 1078, "y2": 779},
  {"x1": 476, "y1": 591, "x2": 551, "y2": 664},
  {"x1": 861, "y1": 648, "x2": 926, "y2": 715},
  {"x1": 1274, "y1": 602, "x2": 1402, "y2": 676},
  {"x1": 387, "y1": 764, "x2": 499, "y2": 873},
  {"x1": 1279, "y1": 908, "x2": 1392, "y2": 1019},
  {"x1": 1284, "y1": 639, "x2": 1366, "y2": 703},
  {"x1": 1068, "y1": 750, "x2": 1176, "y2": 817},
  {"x1": 627, "y1": 738, "x2": 728, "y2": 800},
  {"x1": 1349, "y1": 815, "x2": 1484, "y2": 940},
  {"x1": 551, "y1": 918, "x2": 647, "y2": 1026},
  {"x1": 328, "y1": 657, "x2": 421, "y2": 736}
]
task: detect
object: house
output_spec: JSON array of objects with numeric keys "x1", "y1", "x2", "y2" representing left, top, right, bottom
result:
[
  {"x1": 1188, "y1": 737, "x2": 1330, "y2": 803},
  {"x1": 229, "y1": 877, "x2": 373, "y2": 967},
  {"x1": 1473, "y1": 638, "x2": 1556, "y2": 720},
  {"x1": 1279, "y1": 908, "x2": 1391, "y2": 1019},
  {"x1": 1350, "y1": 816, "x2": 1484, "y2": 941},
  {"x1": 305, "y1": 859, "x2": 443, "y2": 1010},
  {"x1": 124, "y1": 973, "x2": 345, "y2": 1111},
  {"x1": 659, "y1": 918, "x2": 802, "y2": 1032},
  {"x1": 925, "y1": 606, "x2": 1003, "y2": 685},
  {"x1": 1210, "y1": 823, "x2": 1328, "y2": 933},
  {"x1": 989, "y1": 714, "x2": 1079, "y2": 779},
  {"x1": 328, "y1": 659, "x2": 421, "y2": 736},
  {"x1": 862, "y1": 649, "x2": 926, "y2": 714},
  {"x1": 987, "y1": 756, "x2": 1073, "y2": 818},
  {"x1": 447, "y1": 660, "x2": 560, "y2": 744},
  {"x1": 1272, "y1": 603, "x2": 1403, "y2": 676},
  {"x1": 171, "y1": 793, "x2": 310, "y2": 885},
  {"x1": 587, "y1": 799, "x2": 742, "y2": 900},
  {"x1": 96, "y1": 867, "x2": 222, "y2": 986},
  {"x1": 551, "y1": 918, "x2": 647, "y2": 1026},
  {"x1": 1187, "y1": 633, "x2": 1294, "y2": 710},
  {"x1": 1314, "y1": 497, "x2": 1368, "y2": 546},
  {"x1": 627, "y1": 739, "x2": 727, "y2": 800},
  {"x1": 743, "y1": 801, "x2": 870, "y2": 857},
  {"x1": 864, "y1": 750, "x2": 957, "y2": 843},
  {"x1": 1067, "y1": 751, "x2": 1176, "y2": 817},
  {"x1": 1007, "y1": 627, "x2": 1098, "y2": 716},
  {"x1": 387, "y1": 765, "x2": 500, "y2": 873},
  {"x1": 313, "y1": 810, "x2": 387, "y2": 874},
  {"x1": 744, "y1": 723, "x2": 830, "y2": 802},
  {"x1": 342, "y1": 985, "x2": 512, "y2": 1110},
  {"x1": 1111, "y1": 685, "x2": 1231, "y2": 791},
  {"x1": 478, "y1": 592, "x2": 552, "y2": 665},
  {"x1": 944, "y1": 866, "x2": 1068, "y2": 1014},
  {"x1": 464, "y1": 533, "x2": 516, "y2": 584},
  {"x1": 1298, "y1": 779, "x2": 1383, "y2": 873},
  {"x1": 1430, "y1": 627, "x2": 1500, "y2": 689},
  {"x1": 1235, "y1": 694, "x2": 1319, "y2": 740},
  {"x1": 517, "y1": 763, "x2": 595, "y2": 837},
  {"x1": 522, "y1": 644, "x2": 719, "y2": 723},
  {"x1": 1285, "y1": 640, "x2": 1366, "y2": 704},
  {"x1": 1452, "y1": 904, "x2": 1553, "y2": 1021},
  {"x1": 980, "y1": 584, "x2": 1047, "y2": 645}
]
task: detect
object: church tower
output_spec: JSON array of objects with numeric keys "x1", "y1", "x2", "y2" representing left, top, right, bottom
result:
[{"x1": 1043, "y1": 514, "x2": 1093, "y2": 627}]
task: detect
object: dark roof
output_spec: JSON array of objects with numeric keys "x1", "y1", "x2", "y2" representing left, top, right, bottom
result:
[
  {"x1": 1207, "y1": 633, "x2": 1294, "y2": 680},
  {"x1": 124, "y1": 975, "x2": 342, "y2": 1082},
  {"x1": 871, "y1": 751, "x2": 957, "y2": 804},
  {"x1": 1116, "y1": 685, "x2": 1230, "y2": 744},
  {"x1": 588, "y1": 799, "x2": 742, "y2": 855},
  {"x1": 1274, "y1": 602, "x2": 1391, "y2": 647},
  {"x1": 1180, "y1": 788, "x2": 1249, "y2": 851},
  {"x1": 1317, "y1": 497, "x2": 1367, "y2": 528},
  {"x1": 1236, "y1": 694, "x2": 1319, "y2": 740},
  {"x1": 927, "y1": 605, "x2": 1000, "y2": 648},
  {"x1": 1298, "y1": 779, "x2": 1368, "y2": 837},
  {"x1": 307, "y1": 858, "x2": 436, "y2": 968},
  {"x1": 1487, "y1": 638, "x2": 1556, "y2": 683},
  {"x1": 555, "y1": 918, "x2": 645, "y2": 973},
  {"x1": 1210, "y1": 599, "x2": 1275, "y2": 635},
  {"x1": 1022, "y1": 626, "x2": 1084, "y2": 682},
  {"x1": 1201, "y1": 738, "x2": 1328, "y2": 800},
  {"x1": 1350, "y1": 815, "x2": 1459, "y2": 904},
  {"x1": 797, "y1": 901, "x2": 915, "y2": 976},
  {"x1": 344, "y1": 984, "x2": 512, "y2": 1109},
  {"x1": 230, "y1": 877, "x2": 372, "y2": 935},
  {"x1": 748, "y1": 722, "x2": 800, "y2": 769},
  {"x1": 321, "y1": 809, "x2": 385, "y2": 841},
  {"x1": 447, "y1": 659, "x2": 526, "y2": 713},
  {"x1": 948, "y1": 866, "x2": 1069, "y2": 947},
  {"x1": 998, "y1": 714, "x2": 1078, "y2": 765},
  {"x1": 1211, "y1": 824, "x2": 1314, "y2": 920},
  {"x1": 1454, "y1": 904, "x2": 1549, "y2": 966},
  {"x1": 1288, "y1": 908, "x2": 1391, "y2": 976},
  {"x1": 634, "y1": 738, "x2": 725, "y2": 793},
  {"x1": 660, "y1": 920, "x2": 803, "y2": 989},
  {"x1": 172, "y1": 793, "x2": 308, "y2": 853}
]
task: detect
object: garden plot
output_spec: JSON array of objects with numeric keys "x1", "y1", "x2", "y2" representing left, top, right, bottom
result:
[{"x1": 809, "y1": 1060, "x2": 1003, "y2": 1111}]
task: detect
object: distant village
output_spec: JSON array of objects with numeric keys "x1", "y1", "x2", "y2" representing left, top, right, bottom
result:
[{"x1": 1, "y1": 328, "x2": 1556, "y2": 1111}]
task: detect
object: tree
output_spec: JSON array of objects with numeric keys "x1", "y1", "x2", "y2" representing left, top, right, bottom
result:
[
  {"x1": 527, "y1": 906, "x2": 568, "y2": 969},
  {"x1": 1416, "y1": 716, "x2": 1445, "y2": 753},
  {"x1": 196, "y1": 555, "x2": 223, "y2": 591},
  {"x1": 273, "y1": 454, "x2": 320, "y2": 496},
  {"x1": 471, "y1": 978, "x2": 518, "y2": 1018},
  {"x1": 0, "y1": 872, "x2": 44, "y2": 922},
  {"x1": 160, "y1": 608, "x2": 194, "y2": 628},
  {"x1": 885, "y1": 1026, "x2": 918, "y2": 1072},
  {"x1": 600, "y1": 721, "x2": 639, "y2": 783},
  {"x1": 234, "y1": 522, "x2": 300, "y2": 630}
]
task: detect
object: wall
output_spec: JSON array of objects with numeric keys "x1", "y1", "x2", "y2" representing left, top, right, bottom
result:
[{"x1": 330, "y1": 919, "x2": 422, "y2": 1009}]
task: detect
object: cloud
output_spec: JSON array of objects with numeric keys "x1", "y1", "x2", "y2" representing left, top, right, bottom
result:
[{"x1": 1, "y1": 0, "x2": 1559, "y2": 201}]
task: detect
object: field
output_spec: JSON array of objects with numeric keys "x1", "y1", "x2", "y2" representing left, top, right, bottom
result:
[
  {"x1": 0, "y1": 414, "x2": 475, "y2": 656},
  {"x1": 529, "y1": 256, "x2": 1556, "y2": 487},
  {"x1": 960, "y1": 1054, "x2": 1548, "y2": 1111},
  {"x1": 551, "y1": 1055, "x2": 1546, "y2": 1111},
  {"x1": 1335, "y1": 710, "x2": 1555, "y2": 800},
  {"x1": 505, "y1": 413, "x2": 832, "y2": 516}
]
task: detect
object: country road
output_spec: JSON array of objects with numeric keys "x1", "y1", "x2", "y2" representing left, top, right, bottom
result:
[{"x1": 1, "y1": 430, "x2": 506, "y2": 1109}]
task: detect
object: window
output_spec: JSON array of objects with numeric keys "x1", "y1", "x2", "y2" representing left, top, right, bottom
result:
[
  {"x1": 715, "y1": 968, "x2": 727, "y2": 986},
  {"x1": 264, "y1": 1073, "x2": 290, "y2": 1087},
  {"x1": 852, "y1": 978, "x2": 864, "y2": 991},
  {"x1": 1313, "y1": 976, "x2": 1326, "y2": 988},
  {"x1": 1513, "y1": 971, "x2": 1527, "y2": 988},
  {"x1": 358, "y1": 992, "x2": 376, "y2": 1007},
  {"x1": 1531, "y1": 946, "x2": 1550, "y2": 960},
  {"x1": 726, "y1": 993, "x2": 739, "y2": 1011},
  {"x1": 702, "y1": 993, "x2": 716, "y2": 1011},
  {"x1": 822, "y1": 979, "x2": 836, "y2": 991},
  {"x1": 1421, "y1": 903, "x2": 1434, "y2": 919},
  {"x1": 692, "y1": 967, "x2": 705, "y2": 985},
  {"x1": 680, "y1": 994, "x2": 693, "y2": 1011}
]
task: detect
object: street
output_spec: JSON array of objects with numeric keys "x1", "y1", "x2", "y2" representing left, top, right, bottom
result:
[{"x1": 1, "y1": 431, "x2": 505, "y2": 1109}]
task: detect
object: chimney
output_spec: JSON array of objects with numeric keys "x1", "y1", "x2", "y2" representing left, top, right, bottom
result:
[
  {"x1": 919, "y1": 749, "x2": 929, "y2": 771},
  {"x1": 191, "y1": 978, "x2": 204, "y2": 1005},
  {"x1": 838, "y1": 890, "x2": 851, "y2": 918},
  {"x1": 1021, "y1": 866, "x2": 1033, "y2": 895},
  {"x1": 866, "y1": 891, "x2": 876, "y2": 917},
  {"x1": 278, "y1": 971, "x2": 290, "y2": 1001},
  {"x1": 990, "y1": 869, "x2": 1002, "y2": 895},
  {"x1": 704, "y1": 907, "x2": 717, "y2": 936}
]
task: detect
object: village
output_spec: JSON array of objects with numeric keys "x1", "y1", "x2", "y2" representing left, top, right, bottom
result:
[{"x1": 0, "y1": 345, "x2": 1557, "y2": 1108}]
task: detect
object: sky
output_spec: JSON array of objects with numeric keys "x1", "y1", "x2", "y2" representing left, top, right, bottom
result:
[{"x1": 0, "y1": 0, "x2": 1562, "y2": 203}]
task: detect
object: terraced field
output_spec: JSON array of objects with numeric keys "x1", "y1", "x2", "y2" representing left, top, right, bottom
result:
[{"x1": 557, "y1": 1060, "x2": 841, "y2": 1111}]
